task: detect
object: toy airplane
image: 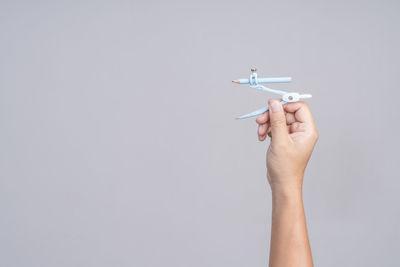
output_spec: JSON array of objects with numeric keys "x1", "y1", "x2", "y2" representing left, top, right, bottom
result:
[{"x1": 233, "y1": 68, "x2": 312, "y2": 119}]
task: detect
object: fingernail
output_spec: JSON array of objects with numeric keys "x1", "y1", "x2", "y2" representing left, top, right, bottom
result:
[{"x1": 270, "y1": 100, "x2": 282, "y2": 113}]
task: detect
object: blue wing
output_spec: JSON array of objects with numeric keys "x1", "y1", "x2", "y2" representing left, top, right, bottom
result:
[{"x1": 236, "y1": 101, "x2": 287, "y2": 120}]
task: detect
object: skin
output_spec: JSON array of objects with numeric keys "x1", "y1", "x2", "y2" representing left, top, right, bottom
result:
[{"x1": 256, "y1": 99, "x2": 318, "y2": 267}]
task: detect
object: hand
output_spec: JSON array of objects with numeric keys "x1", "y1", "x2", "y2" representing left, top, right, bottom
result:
[{"x1": 256, "y1": 100, "x2": 318, "y2": 191}]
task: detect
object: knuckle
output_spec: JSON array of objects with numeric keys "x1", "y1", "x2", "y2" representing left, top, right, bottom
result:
[
  {"x1": 293, "y1": 122, "x2": 302, "y2": 129},
  {"x1": 298, "y1": 101, "x2": 311, "y2": 111},
  {"x1": 299, "y1": 101, "x2": 309, "y2": 107}
]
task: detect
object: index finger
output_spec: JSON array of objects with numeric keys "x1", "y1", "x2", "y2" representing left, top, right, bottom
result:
[{"x1": 283, "y1": 101, "x2": 315, "y2": 126}]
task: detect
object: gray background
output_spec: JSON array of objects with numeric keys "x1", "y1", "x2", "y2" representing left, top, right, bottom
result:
[{"x1": 1, "y1": 0, "x2": 399, "y2": 266}]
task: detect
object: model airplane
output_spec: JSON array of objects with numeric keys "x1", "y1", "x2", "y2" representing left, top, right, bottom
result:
[{"x1": 233, "y1": 68, "x2": 312, "y2": 119}]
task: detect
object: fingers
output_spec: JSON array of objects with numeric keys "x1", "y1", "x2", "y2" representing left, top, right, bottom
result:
[
  {"x1": 256, "y1": 111, "x2": 269, "y2": 124},
  {"x1": 258, "y1": 123, "x2": 268, "y2": 136},
  {"x1": 283, "y1": 101, "x2": 315, "y2": 125},
  {"x1": 268, "y1": 99, "x2": 289, "y2": 144},
  {"x1": 289, "y1": 122, "x2": 306, "y2": 133},
  {"x1": 256, "y1": 101, "x2": 316, "y2": 142},
  {"x1": 258, "y1": 122, "x2": 270, "y2": 141},
  {"x1": 259, "y1": 133, "x2": 267, "y2": 141},
  {"x1": 285, "y1": 112, "x2": 296, "y2": 125},
  {"x1": 256, "y1": 110, "x2": 269, "y2": 142},
  {"x1": 258, "y1": 110, "x2": 296, "y2": 125},
  {"x1": 285, "y1": 102, "x2": 318, "y2": 141},
  {"x1": 256, "y1": 106, "x2": 296, "y2": 125}
]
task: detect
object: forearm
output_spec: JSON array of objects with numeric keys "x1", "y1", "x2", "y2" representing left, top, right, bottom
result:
[{"x1": 269, "y1": 181, "x2": 313, "y2": 267}]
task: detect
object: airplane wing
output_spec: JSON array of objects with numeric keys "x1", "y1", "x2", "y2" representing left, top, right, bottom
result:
[{"x1": 237, "y1": 100, "x2": 287, "y2": 120}]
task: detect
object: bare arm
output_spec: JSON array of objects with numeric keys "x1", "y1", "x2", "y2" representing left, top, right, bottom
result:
[{"x1": 256, "y1": 100, "x2": 318, "y2": 267}]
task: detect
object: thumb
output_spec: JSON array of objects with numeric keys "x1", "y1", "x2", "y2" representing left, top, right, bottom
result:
[{"x1": 269, "y1": 100, "x2": 289, "y2": 144}]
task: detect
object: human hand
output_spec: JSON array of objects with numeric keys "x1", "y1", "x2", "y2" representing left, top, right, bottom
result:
[{"x1": 256, "y1": 100, "x2": 318, "y2": 191}]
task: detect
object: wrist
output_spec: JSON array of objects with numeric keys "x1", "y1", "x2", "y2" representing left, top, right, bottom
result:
[
  {"x1": 270, "y1": 178, "x2": 303, "y2": 202},
  {"x1": 271, "y1": 185, "x2": 303, "y2": 212}
]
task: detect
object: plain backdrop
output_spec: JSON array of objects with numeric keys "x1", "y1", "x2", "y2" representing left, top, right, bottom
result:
[{"x1": 1, "y1": 0, "x2": 400, "y2": 266}]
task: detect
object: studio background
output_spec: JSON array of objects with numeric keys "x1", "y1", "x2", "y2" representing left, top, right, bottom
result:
[{"x1": 1, "y1": 0, "x2": 399, "y2": 266}]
